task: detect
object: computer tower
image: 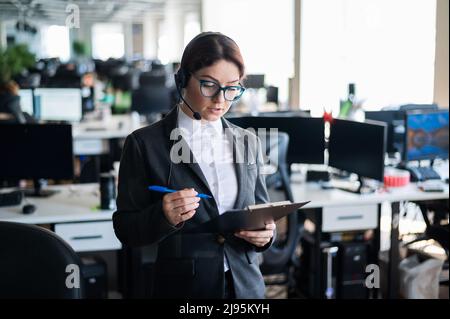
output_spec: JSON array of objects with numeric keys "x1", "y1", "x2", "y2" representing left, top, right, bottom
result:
[
  {"x1": 336, "y1": 241, "x2": 369, "y2": 299},
  {"x1": 297, "y1": 236, "x2": 370, "y2": 299},
  {"x1": 297, "y1": 237, "x2": 339, "y2": 299},
  {"x1": 81, "y1": 256, "x2": 108, "y2": 299}
]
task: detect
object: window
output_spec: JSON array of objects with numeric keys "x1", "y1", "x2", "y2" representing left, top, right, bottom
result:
[
  {"x1": 300, "y1": 0, "x2": 437, "y2": 116},
  {"x1": 202, "y1": 0, "x2": 294, "y2": 105},
  {"x1": 184, "y1": 12, "x2": 201, "y2": 48},
  {"x1": 40, "y1": 25, "x2": 70, "y2": 62},
  {"x1": 92, "y1": 23, "x2": 125, "y2": 60}
]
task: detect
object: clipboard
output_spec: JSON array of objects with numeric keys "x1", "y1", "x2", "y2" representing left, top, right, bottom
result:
[{"x1": 192, "y1": 200, "x2": 310, "y2": 233}]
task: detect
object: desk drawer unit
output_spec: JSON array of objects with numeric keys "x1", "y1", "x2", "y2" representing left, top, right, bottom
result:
[
  {"x1": 322, "y1": 204, "x2": 378, "y2": 232},
  {"x1": 54, "y1": 221, "x2": 122, "y2": 252}
]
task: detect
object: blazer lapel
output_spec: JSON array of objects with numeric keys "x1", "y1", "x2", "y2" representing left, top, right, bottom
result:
[{"x1": 162, "y1": 107, "x2": 217, "y2": 219}]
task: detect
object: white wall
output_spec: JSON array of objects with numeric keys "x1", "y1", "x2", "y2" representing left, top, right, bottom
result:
[{"x1": 434, "y1": 0, "x2": 449, "y2": 108}]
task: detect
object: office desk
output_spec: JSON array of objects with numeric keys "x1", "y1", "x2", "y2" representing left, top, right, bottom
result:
[
  {"x1": 291, "y1": 182, "x2": 449, "y2": 208},
  {"x1": 0, "y1": 184, "x2": 121, "y2": 252},
  {"x1": 291, "y1": 181, "x2": 449, "y2": 298},
  {"x1": 72, "y1": 115, "x2": 145, "y2": 155}
]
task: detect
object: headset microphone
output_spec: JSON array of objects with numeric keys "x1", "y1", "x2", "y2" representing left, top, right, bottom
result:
[{"x1": 180, "y1": 94, "x2": 202, "y2": 120}]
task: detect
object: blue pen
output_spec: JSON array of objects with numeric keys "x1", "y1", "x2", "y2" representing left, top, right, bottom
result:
[{"x1": 148, "y1": 185, "x2": 212, "y2": 199}]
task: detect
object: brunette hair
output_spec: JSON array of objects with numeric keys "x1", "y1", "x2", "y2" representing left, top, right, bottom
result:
[{"x1": 177, "y1": 32, "x2": 245, "y2": 87}]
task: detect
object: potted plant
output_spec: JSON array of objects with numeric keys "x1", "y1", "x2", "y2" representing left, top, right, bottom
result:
[
  {"x1": 72, "y1": 40, "x2": 90, "y2": 58},
  {"x1": 0, "y1": 44, "x2": 36, "y2": 121},
  {"x1": 0, "y1": 44, "x2": 36, "y2": 94}
]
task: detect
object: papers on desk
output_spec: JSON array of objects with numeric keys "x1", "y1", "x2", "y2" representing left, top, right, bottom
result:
[
  {"x1": 418, "y1": 180, "x2": 446, "y2": 192},
  {"x1": 191, "y1": 200, "x2": 310, "y2": 233}
]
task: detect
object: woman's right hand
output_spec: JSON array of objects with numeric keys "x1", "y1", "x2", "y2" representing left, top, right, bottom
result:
[{"x1": 162, "y1": 188, "x2": 200, "y2": 226}]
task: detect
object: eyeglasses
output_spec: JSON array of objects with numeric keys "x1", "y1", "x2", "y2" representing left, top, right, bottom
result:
[{"x1": 192, "y1": 75, "x2": 246, "y2": 102}]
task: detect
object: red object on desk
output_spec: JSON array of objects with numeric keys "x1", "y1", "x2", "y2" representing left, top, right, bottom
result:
[{"x1": 384, "y1": 168, "x2": 410, "y2": 187}]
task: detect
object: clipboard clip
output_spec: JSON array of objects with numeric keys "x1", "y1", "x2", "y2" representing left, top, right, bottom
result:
[{"x1": 247, "y1": 200, "x2": 292, "y2": 212}]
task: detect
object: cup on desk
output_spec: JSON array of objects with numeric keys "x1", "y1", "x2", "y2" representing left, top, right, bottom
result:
[{"x1": 100, "y1": 173, "x2": 116, "y2": 210}]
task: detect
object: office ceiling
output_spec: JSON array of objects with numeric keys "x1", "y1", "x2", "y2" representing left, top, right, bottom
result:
[{"x1": 0, "y1": 0, "x2": 200, "y2": 24}]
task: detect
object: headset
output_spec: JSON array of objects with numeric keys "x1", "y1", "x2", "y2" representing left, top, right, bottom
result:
[
  {"x1": 174, "y1": 68, "x2": 202, "y2": 120},
  {"x1": 174, "y1": 32, "x2": 238, "y2": 121},
  {"x1": 170, "y1": 32, "x2": 240, "y2": 185}
]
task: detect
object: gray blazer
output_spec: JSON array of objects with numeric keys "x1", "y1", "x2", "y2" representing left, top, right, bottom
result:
[{"x1": 113, "y1": 106, "x2": 273, "y2": 298}]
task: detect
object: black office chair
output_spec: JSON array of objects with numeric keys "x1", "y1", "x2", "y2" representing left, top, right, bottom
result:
[
  {"x1": 405, "y1": 202, "x2": 449, "y2": 256},
  {"x1": 403, "y1": 202, "x2": 449, "y2": 286},
  {"x1": 0, "y1": 93, "x2": 26, "y2": 123},
  {"x1": 258, "y1": 132, "x2": 302, "y2": 291},
  {"x1": 131, "y1": 72, "x2": 173, "y2": 119},
  {"x1": 0, "y1": 222, "x2": 84, "y2": 298}
]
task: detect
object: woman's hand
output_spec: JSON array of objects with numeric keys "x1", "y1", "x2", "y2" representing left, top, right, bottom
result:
[
  {"x1": 234, "y1": 221, "x2": 276, "y2": 247},
  {"x1": 162, "y1": 188, "x2": 200, "y2": 226}
]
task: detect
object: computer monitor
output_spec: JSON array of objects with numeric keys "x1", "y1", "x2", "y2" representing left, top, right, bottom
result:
[
  {"x1": 0, "y1": 123, "x2": 74, "y2": 196},
  {"x1": 34, "y1": 88, "x2": 83, "y2": 122},
  {"x1": 227, "y1": 116, "x2": 325, "y2": 164},
  {"x1": 18, "y1": 89, "x2": 34, "y2": 115},
  {"x1": 243, "y1": 74, "x2": 265, "y2": 89},
  {"x1": 328, "y1": 118, "x2": 387, "y2": 182},
  {"x1": 365, "y1": 110, "x2": 399, "y2": 154},
  {"x1": 404, "y1": 110, "x2": 449, "y2": 162}
]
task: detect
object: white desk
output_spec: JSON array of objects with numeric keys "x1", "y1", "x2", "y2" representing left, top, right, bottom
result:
[
  {"x1": 0, "y1": 184, "x2": 121, "y2": 252},
  {"x1": 72, "y1": 115, "x2": 145, "y2": 155},
  {"x1": 290, "y1": 180, "x2": 448, "y2": 298},
  {"x1": 291, "y1": 182, "x2": 449, "y2": 208}
]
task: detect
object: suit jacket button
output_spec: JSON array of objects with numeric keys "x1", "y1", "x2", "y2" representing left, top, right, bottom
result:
[{"x1": 216, "y1": 234, "x2": 225, "y2": 245}]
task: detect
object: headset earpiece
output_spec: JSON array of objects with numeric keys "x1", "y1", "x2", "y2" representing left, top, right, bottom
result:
[{"x1": 175, "y1": 68, "x2": 187, "y2": 89}]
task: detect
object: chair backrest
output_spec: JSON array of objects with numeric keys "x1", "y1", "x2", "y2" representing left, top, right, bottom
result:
[
  {"x1": 260, "y1": 131, "x2": 291, "y2": 197},
  {"x1": 131, "y1": 86, "x2": 173, "y2": 115},
  {"x1": 0, "y1": 222, "x2": 84, "y2": 298},
  {"x1": 258, "y1": 132, "x2": 299, "y2": 275},
  {"x1": 0, "y1": 93, "x2": 26, "y2": 124}
]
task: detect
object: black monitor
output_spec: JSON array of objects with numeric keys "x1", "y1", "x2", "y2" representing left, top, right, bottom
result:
[
  {"x1": 328, "y1": 118, "x2": 387, "y2": 183},
  {"x1": 227, "y1": 116, "x2": 325, "y2": 164},
  {"x1": 404, "y1": 110, "x2": 449, "y2": 162},
  {"x1": 365, "y1": 110, "x2": 400, "y2": 154},
  {"x1": 0, "y1": 123, "x2": 74, "y2": 196},
  {"x1": 242, "y1": 74, "x2": 265, "y2": 89}
]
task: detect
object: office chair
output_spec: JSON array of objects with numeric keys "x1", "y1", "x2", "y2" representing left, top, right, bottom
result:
[
  {"x1": 266, "y1": 85, "x2": 279, "y2": 105},
  {"x1": 131, "y1": 72, "x2": 172, "y2": 117},
  {"x1": 258, "y1": 132, "x2": 302, "y2": 292},
  {"x1": 403, "y1": 202, "x2": 449, "y2": 286},
  {"x1": 0, "y1": 93, "x2": 26, "y2": 123},
  {"x1": 0, "y1": 222, "x2": 85, "y2": 298},
  {"x1": 14, "y1": 72, "x2": 41, "y2": 89},
  {"x1": 404, "y1": 202, "x2": 449, "y2": 256}
]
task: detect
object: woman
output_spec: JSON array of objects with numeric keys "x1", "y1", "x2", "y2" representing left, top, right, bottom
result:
[{"x1": 113, "y1": 32, "x2": 276, "y2": 299}]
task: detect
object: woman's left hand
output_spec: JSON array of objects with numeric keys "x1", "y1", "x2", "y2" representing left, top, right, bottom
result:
[{"x1": 234, "y1": 221, "x2": 276, "y2": 247}]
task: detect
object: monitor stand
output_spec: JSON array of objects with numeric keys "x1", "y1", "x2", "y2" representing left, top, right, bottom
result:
[{"x1": 23, "y1": 179, "x2": 60, "y2": 197}]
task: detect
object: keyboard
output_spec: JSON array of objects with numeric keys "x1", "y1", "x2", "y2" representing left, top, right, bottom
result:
[{"x1": 407, "y1": 167, "x2": 441, "y2": 182}]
